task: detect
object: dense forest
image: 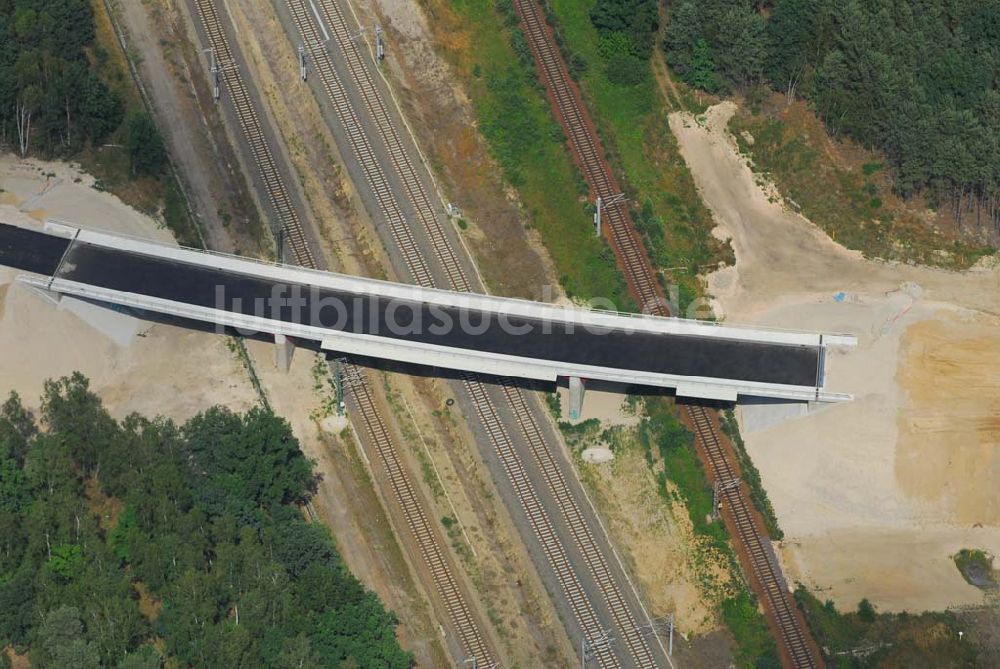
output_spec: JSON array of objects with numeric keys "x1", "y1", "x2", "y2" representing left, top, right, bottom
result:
[
  {"x1": 661, "y1": 0, "x2": 1000, "y2": 231},
  {"x1": 589, "y1": 0, "x2": 659, "y2": 85},
  {"x1": 0, "y1": 0, "x2": 165, "y2": 176},
  {"x1": 0, "y1": 0, "x2": 121, "y2": 155},
  {"x1": 0, "y1": 374, "x2": 411, "y2": 668}
]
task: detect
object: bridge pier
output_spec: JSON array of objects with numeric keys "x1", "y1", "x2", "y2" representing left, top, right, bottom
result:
[
  {"x1": 568, "y1": 376, "x2": 585, "y2": 422},
  {"x1": 274, "y1": 333, "x2": 295, "y2": 373}
]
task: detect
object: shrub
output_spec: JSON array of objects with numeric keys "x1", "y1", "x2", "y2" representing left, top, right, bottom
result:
[{"x1": 125, "y1": 113, "x2": 167, "y2": 177}]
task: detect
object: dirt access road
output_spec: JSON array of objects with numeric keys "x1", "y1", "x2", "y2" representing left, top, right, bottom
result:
[
  {"x1": 112, "y1": 0, "x2": 265, "y2": 256},
  {"x1": 672, "y1": 102, "x2": 1000, "y2": 613}
]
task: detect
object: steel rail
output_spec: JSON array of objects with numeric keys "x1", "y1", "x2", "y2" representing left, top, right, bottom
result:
[{"x1": 192, "y1": 0, "x2": 316, "y2": 268}]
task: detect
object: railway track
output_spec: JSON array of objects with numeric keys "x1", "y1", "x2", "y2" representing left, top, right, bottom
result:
[
  {"x1": 677, "y1": 422, "x2": 818, "y2": 669},
  {"x1": 508, "y1": 1, "x2": 822, "y2": 666},
  {"x1": 288, "y1": 0, "x2": 663, "y2": 665},
  {"x1": 192, "y1": 0, "x2": 315, "y2": 268},
  {"x1": 347, "y1": 365, "x2": 492, "y2": 664},
  {"x1": 510, "y1": 0, "x2": 661, "y2": 312},
  {"x1": 313, "y1": 0, "x2": 470, "y2": 292},
  {"x1": 461, "y1": 375, "x2": 619, "y2": 669},
  {"x1": 497, "y1": 383, "x2": 657, "y2": 666},
  {"x1": 285, "y1": 0, "x2": 433, "y2": 286},
  {"x1": 190, "y1": 1, "x2": 495, "y2": 664},
  {"x1": 688, "y1": 407, "x2": 817, "y2": 668}
]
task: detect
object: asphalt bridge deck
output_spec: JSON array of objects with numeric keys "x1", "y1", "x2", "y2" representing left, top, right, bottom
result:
[{"x1": 0, "y1": 224, "x2": 820, "y2": 387}]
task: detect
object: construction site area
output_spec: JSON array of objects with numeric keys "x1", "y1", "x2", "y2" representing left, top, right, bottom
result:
[{"x1": 1, "y1": 1, "x2": 998, "y2": 668}]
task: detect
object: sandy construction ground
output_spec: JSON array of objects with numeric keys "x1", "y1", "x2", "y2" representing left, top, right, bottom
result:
[
  {"x1": 0, "y1": 156, "x2": 256, "y2": 420},
  {"x1": 670, "y1": 103, "x2": 1000, "y2": 612}
]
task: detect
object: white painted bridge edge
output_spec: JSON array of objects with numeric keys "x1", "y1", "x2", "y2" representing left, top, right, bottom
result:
[
  {"x1": 44, "y1": 221, "x2": 859, "y2": 348},
  {"x1": 19, "y1": 275, "x2": 853, "y2": 403}
]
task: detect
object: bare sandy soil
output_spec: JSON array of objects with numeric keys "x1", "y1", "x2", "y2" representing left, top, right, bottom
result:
[
  {"x1": 0, "y1": 156, "x2": 175, "y2": 242},
  {"x1": 581, "y1": 444, "x2": 728, "y2": 637},
  {"x1": 0, "y1": 155, "x2": 256, "y2": 421},
  {"x1": 670, "y1": 102, "x2": 1000, "y2": 612},
  {"x1": 556, "y1": 384, "x2": 640, "y2": 427}
]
